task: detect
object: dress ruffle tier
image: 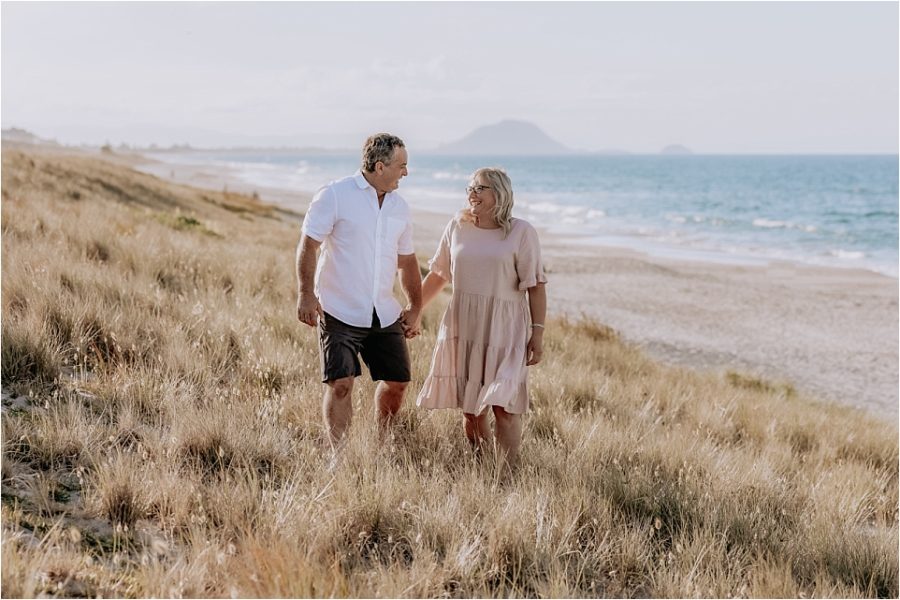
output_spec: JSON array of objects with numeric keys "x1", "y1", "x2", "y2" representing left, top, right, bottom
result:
[{"x1": 417, "y1": 292, "x2": 530, "y2": 415}]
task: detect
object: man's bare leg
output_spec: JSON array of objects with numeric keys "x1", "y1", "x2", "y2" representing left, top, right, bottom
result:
[
  {"x1": 375, "y1": 380, "x2": 407, "y2": 433},
  {"x1": 323, "y1": 376, "x2": 354, "y2": 450}
]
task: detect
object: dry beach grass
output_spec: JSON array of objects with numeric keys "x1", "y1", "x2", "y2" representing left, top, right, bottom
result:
[{"x1": 1, "y1": 147, "x2": 897, "y2": 597}]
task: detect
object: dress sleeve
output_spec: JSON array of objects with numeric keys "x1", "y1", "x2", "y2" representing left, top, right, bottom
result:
[
  {"x1": 428, "y1": 219, "x2": 455, "y2": 283},
  {"x1": 300, "y1": 185, "x2": 336, "y2": 242},
  {"x1": 515, "y1": 221, "x2": 548, "y2": 290}
]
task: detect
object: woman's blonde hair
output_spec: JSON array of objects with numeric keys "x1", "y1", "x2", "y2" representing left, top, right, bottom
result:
[{"x1": 458, "y1": 167, "x2": 514, "y2": 237}]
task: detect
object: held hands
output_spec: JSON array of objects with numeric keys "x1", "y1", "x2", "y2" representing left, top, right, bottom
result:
[
  {"x1": 400, "y1": 306, "x2": 422, "y2": 339},
  {"x1": 526, "y1": 329, "x2": 544, "y2": 366},
  {"x1": 297, "y1": 292, "x2": 324, "y2": 327}
]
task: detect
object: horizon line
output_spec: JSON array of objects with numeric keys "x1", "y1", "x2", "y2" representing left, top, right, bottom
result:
[{"x1": 3, "y1": 139, "x2": 897, "y2": 157}]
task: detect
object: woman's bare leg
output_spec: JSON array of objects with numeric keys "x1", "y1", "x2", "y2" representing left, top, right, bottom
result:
[
  {"x1": 463, "y1": 411, "x2": 491, "y2": 454},
  {"x1": 492, "y1": 406, "x2": 522, "y2": 467}
]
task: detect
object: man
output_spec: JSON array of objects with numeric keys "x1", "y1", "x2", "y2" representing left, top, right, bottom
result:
[{"x1": 296, "y1": 133, "x2": 422, "y2": 450}]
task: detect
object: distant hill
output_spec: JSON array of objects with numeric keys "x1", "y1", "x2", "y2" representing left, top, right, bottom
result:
[
  {"x1": 660, "y1": 144, "x2": 693, "y2": 155},
  {"x1": 1, "y1": 127, "x2": 59, "y2": 146},
  {"x1": 433, "y1": 120, "x2": 573, "y2": 155}
]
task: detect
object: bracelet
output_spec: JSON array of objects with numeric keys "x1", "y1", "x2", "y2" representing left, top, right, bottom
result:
[{"x1": 531, "y1": 323, "x2": 545, "y2": 329}]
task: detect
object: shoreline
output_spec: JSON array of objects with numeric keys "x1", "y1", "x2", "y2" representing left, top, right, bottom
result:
[
  {"x1": 135, "y1": 155, "x2": 899, "y2": 421},
  {"x1": 137, "y1": 151, "x2": 899, "y2": 279}
]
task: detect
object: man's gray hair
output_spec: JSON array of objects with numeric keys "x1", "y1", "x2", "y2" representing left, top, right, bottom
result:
[{"x1": 362, "y1": 133, "x2": 405, "y2": 172}]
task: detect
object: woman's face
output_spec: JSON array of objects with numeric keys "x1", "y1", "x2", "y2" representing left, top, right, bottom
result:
[{"x1": 467, "y1": 175, "x2": 496, "y2": 223}]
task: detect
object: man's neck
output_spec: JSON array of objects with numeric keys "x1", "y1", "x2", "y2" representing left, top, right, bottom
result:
[{"x1": 362, "y1": 171, "x2": 387, "y2": 205}]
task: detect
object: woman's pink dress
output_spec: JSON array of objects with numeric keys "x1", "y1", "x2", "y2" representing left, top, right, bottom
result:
[{"x1": 416, "y1": 217, "x2": 547, "y2": 415}]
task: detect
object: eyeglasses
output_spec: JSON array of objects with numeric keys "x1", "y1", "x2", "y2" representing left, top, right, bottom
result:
[{"x1": 466, "y1": 185, "x2": 492, "y2": 195}]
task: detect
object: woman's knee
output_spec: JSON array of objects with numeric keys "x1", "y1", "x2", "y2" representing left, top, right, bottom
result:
[
  {"x1": 492, "y1": 405, "x2": 515, "y2": 421},
  {"x1": 464, "y1": 411, "x2": 489, "y2": 428},
  {"x1": 492, "y1": 407, "x2": 522, "y2": 430}
]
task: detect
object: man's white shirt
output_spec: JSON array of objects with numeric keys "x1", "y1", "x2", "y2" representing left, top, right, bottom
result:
[{"x1": 301, "y1": 171, "x2": 414, "y2": 328}]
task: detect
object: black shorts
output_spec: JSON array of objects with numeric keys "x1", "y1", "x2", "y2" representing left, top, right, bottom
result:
[{"x1": 318, "y1": 311, "x2": 411, "y2": 383}]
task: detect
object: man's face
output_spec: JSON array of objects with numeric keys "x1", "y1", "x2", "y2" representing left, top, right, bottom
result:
[{"x1": 376, "y1": 147, "x2": 408, "y2": 194}]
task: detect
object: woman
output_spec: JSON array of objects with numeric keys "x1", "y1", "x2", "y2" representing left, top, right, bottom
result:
[{"x1": 415, "y1": 167, "x2": 547, "y2": 465}]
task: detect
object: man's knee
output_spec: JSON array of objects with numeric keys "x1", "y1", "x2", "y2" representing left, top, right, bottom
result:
[
  {"x1": 382, "y1": 380, "x2": 408, "y2": 396},
  {"x1": 327, "y1": 377, "x2": 354, "y2": 400}
]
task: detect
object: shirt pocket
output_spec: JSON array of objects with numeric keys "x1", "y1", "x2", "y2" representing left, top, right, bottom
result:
[{"x1": 382, "y1": 217, "x2": 407, "y2": 255}]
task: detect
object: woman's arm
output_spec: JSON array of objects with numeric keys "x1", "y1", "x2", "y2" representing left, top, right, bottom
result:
[
  {"x1": 526, "y1": 283, "x2": 547, "y2": 366},
  {"x1": 422, "y1": 271, "x2": 448, "y2": 310}
]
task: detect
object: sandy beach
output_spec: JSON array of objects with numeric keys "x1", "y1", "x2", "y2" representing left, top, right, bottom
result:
[{"x1": 139, "y1": 157, "x2": 899, "y2": 421}]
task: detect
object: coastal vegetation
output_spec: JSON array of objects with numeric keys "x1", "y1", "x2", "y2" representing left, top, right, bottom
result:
[{"x1": 2, "y1": 147, "x2": 897, "y2": 598}]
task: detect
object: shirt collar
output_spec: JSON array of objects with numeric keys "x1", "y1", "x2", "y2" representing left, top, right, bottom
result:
[
  {"x1": 354, "y1": 170, "x2": 395, "y2": 205},
  {"x1": 353, "y1": 170, "x2": 372, "y2": 190}
]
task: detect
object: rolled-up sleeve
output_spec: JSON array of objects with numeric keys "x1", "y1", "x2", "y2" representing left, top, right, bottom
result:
[
  {"x1": 428, "y1": 219, "x2": 455, "y2": 283},
  {"x1": 397, "y1": 219, "x2": 414, "y2": 255},
  {"x1": 301, "y1": 186, "x2": 336, "y2": 242},
  {"x1": 515, "y1": 222, "x2": 548, "y2": 290}
]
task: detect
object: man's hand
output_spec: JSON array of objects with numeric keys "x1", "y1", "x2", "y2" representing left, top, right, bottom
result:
[
  {"x1": 526, "y1": 330, "x2": 544, "y2": 366},
  {"x1": 296, "y1": 235, "x2": 323, "y2": 327},
  {"x1": 396, "y1": 253, "x2": 423, "y2": 339},
  {"x1": 400, "y1": 306, "x2": 422, "y2": 339},
  {"x1": 297, "y1": 292, "x2": 323, "y2": 327}
]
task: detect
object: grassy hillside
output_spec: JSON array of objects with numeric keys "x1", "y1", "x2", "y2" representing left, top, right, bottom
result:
[{"x1": 1, "y1": 147, "x2": 897, "y2": 598}]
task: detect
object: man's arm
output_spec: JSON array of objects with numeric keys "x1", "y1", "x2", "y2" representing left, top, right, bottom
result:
[
  {"x1": 296, "y1": 235, "x2": 324, "y2": 327},
  {"x1": 397, "y1": 253, "x2": 423, "y2": 338}
]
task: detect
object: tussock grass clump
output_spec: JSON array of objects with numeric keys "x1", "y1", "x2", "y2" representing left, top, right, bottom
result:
[
  {"x1": 91, "y1": 452, "x2": 148, "y2": 529},
  {"x1": 4, "y1": 395, "x2": 105, "y2": 472},
  {"x1": 1, "y1": 320, "x2": 62, "y2": 390},
  {"x1": 727, "y1": 370, "x2": 797, "y2": 398},
  {"x1": 2, "y1": 147, "x2": 897, "y2": 598}
]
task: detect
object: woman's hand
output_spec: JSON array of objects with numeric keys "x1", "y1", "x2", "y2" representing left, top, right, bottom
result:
[{"x1": 526, "y1": 329, "x2": 544, "y2": 366}]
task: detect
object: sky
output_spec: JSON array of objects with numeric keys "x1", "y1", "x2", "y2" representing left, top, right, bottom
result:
[{"x1": 2, "y1": 1, "x2": 898, "y2": 153}]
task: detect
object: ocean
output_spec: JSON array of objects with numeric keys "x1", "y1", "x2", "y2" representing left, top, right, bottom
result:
[{"x1": 151, "y1": 152, "x2": 899, "y2": 277}]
